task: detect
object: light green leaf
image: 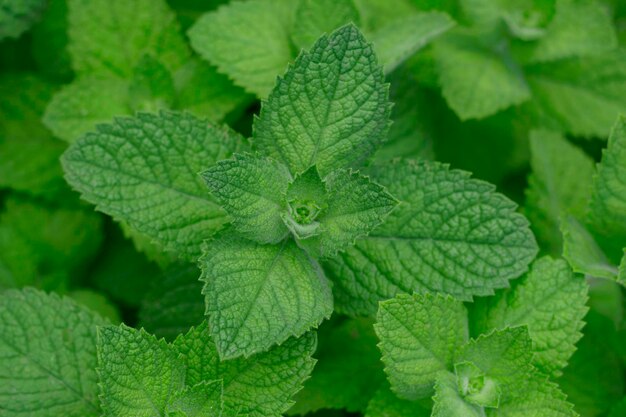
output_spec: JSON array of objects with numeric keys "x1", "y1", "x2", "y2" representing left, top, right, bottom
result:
[
  {"x1": 128, "y1": 55, "x2": 176, "y2": 112},
  {"x1": 0, "y1": 0, "x2": 46, "y2": 39},
  {"x1": 289, "y1": 318, "x2": 385, "y2": 414},
  {"x1": 365, "y1": 384, "x2": 431, "y2": 417},
  {"x1": 62, "y1": 111, "x2": 245, "y2": 259},
  {"x1": 166, "y1": 380, "x2": 224, "y2": 417},
  {"x1": 43, "y1": 77, "x2": 130, "y2": 143},
  {"x1": 561, "y1": 215, "x2": 618, "y2": 280},
  {"x1": 173, "y1": 323, "x2": 317, "y2": 417},
  {"x1": 433, "y1": 29, "x2": 530, "y2": 120},
  {"x1": 202, "y1": 154, "x2": 292, "y2": 244},
  {"x1": 97, "y1": 325, "x2": 185, "y2": 417},
  {"x1": 296, "y1": 169, "x2": 397, "y2": 258},
  {"x1": 431, "y1": 372, "x2": 484, "y2": 417},
  {"x1": 188, "y1": 0, "x2": 297, "y2": 97},
  {"x1": 0, "y1": 288, "x2": 107, "y2": 417},
  {"x1": 530, "y1": 0, "x2": 617, "y2": 63},
  {"x1": 254, "y1": 24, "x2": 391, "y2": 177},
  {"x1": 589, "y1": 115, "x2": 626, "y2": 237},
  {"x1": 470, "y1": 256, "x2": 588, "y2": 378},
  {"x1": 375, "y1": 293, "x2": 468, "y2": 400},
  {"x1": 201, "y1": 235, "x2": 332, "y2": 358},
  {"x1": 522, "y1": 51, "x2": 626, "y2": 137},
  {"x1": 68, "y1": 290, "x2": 121, "y2": 323},
  {"x1": 291, "y1": 0, "x2": 360, "y2": 51},
  {"x1": 370, "y1": 11, "x2": 455, "y2": 73},
  {"x1": 525, "y1": 130, "x2": 595, "y2": 254},
  {"x1": 325, "y1": 160, "x2": 538, "y2": 315},
  {"x1": 67, "y1": 0, "x2": 189, "y2": 77},
  {"x1": 495, "y1": 374, "x2": 577, "y2": 417}
]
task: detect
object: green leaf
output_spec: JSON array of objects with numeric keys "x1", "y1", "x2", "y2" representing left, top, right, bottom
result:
[
  {"x1": 67, "y1": 0, "x2": 189, "y2": 77},
  {"x1": 370, "y1": 11, "x2": 455, "y2": 73},
  {"x1": 166, "y1": 380, "x2": 224, "y2": 417},
  {"x1": 469, "y1": 256, "x2": 589, "y2": 378},
  {"x1": 495, "y1": 374, "x2": 577, "y2": 417},
  {"x1": 522, "y1": 51, "x2": 626, "y2": 137},
  {"x1": 291, "y1": 0, "x2": 360, "y2": 51},
  {"x1": 202, "y1": 154, "x2": 292, "y2": 244},
  {"x1": 97, "y1": 325, "x2": 185, "y2": 417},
  {"x1": 619, "y1": 250, "x2": 626, "y2": 287},
  {"x1": 365, "y1": 384, "x2": 431, "y2": 417},
  {"x1": 433, "y1": 29, "x2": 531, "y2": 120},
  {"x1": 188, "y1": 0, "x2": 297, "y2": 97},
  {"x1": 128, "y1": 55, "x2": 176, "y2": 112},
  {"x1": 43, "y1": 77, "x2": 130, "y2": 143},
  {"x1": 254, "y1": 24, "x2": 391, "y2": 177},
  {"x1": 561, "y1": 215, "x2": 618, "y2": 280},
  {"x1": 62, "y1": 111, "x2": 245, "y2": 259},
  {"x1": 68, "y1": 290, "x2": 121, "y2": 323},
  {"x1": 0, "y1": 288, "x2": 107, "y2": 417},
  {"x1": 139, "y1": 264, "x2": 205, "y2": 341},
  {"x1": 296, "y1": 169, "x2": 397, "y2": 258},
  {"x1": 200, "y1": 234, "x2": 332, "y2": 358},
  {"x1": 173, "y1": 323, "x2": 317, "y2": 417},
  {"x1": 375, "y1": 293, "x2": 468, "y2": 400},
  {"x1": 529, "y1": 0, "x2": 617, "y2": 63},
  {"x1": 589, "y1": 115, "x2": 626, "y2": 237},
  {"x1": 525, "y1": 130, "x2": 595, "y2": 254},
  {"x1": 0, "y1": 0, "x2": 46, "y2": 39},
  {"x1": 325, "y1": 160, "x2": 538, "y2": 315},
  {"x1": 431, "y1": 372, "x2": 484, "y2": 417},
  {"x1": 609, "y1": 397, "x2": 626, "y2": 417},
  {"x1": 288, "y1": 318, "x2": 385, "y2": 414}
]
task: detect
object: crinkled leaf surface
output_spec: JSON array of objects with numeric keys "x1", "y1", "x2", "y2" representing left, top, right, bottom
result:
[
  {"x1": 0, "y1": 288, "x2": 107, "y2": 417},
  {"x1": 62, "y1": 111, "x2": 245, "y2": 259},
  {"x1": 375, "y1": 293, "x2": 468, "y2": 400},
  {"x1": 201, "y1": 234, "x2": 332, "y2": 358},
  {"x1": 325, "y1": 160, "x2": 538, "y2": 315},
  {"x1": 254, "y1": 24, "x2": 391, "y2": 177}
]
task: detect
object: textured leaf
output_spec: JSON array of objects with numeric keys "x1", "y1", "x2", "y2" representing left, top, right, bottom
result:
[
  {"x1": 589, "y1": 115, "x2": 626, "y2": 237},
  {"x1": 325, "y1": 160, "x2": 538, "y2": 315},
  {"x1": 62, "y1": 111, "x2": 245, "y2": 259},
  {"x1": 525, "y1": 130, "x2": 595, "y2": 254},
  {"x1": 431, "y1": 372, "x2": 484, "y2": 417},
  {"x1": 561, "y1": 215, "x2": 618, "y2": 280},
  {"x1": 0, "y1": 288, "x2": 107, "y2": 417},
  {"x1": 291, "y1": 0, "x2": 360, "y2": 51},
  {"x1": 0, "y1": 0, "x2": 47, "y2": 39},
  {"x1": 370, "y1": 11, "x2": 455, "y2": 73},
  {"x1": 530, "y1": 0, "x2": 617, "y2": 63},
  {"x1": 254, "y1": 24, "x2": 391, "y2": 177},
  {"x1": 201, "y1": 234, "x2": 332, "y2": 358},
  {"x1": 67, "y1": 0, "x2": 189, "y2": 77},
  {"x1": 495, "y1": 374, "x2": 577, "y2": 417},
  {"x1": 433, "y1": 29, "x2": 530, "y2": 120},
  {"x1": 202, "y1": 154, "x2": 291, "y2": 244},
  {"x1": 523, "y1": 51, "x2": 626, "y2": 137},
  {"x1": 173, "y1": 323, "x2": 317, "y2": 417},
  {"x1": 188, "y1": 0, "x2": 296, "y2": 97},
  {"x1": 470, "y1": 257, "x2": 588, "y2": 378},
  {"x1": 139, "y1": 264, "x2": 205, "y2": 341},
  {"x1": 43, "y1": 77, "x2": 130, "y2": 143},
  {"x1": 365, "y1": 384, "x2": 431, "y2": 417},
  {"x1": 97, "y1": 325, "x2": 185, "y2": 417},
  {"x1": 289, "y1": 318, "x2": 385, "y2": 414},
  {"x1": 166, "y1": 380, "x2": 224, "y2": 417},
  {"x1": 375, "y1": 293, "x2": 468, "y2": 400}
]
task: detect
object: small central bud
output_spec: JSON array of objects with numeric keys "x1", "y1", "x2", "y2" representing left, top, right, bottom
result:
[{"x1": 289, "y1": 200, "x2": 321, "y2": 225}]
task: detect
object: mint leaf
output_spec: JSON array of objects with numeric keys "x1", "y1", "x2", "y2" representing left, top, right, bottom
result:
[
  {"x1": 495, "y1": 374, "x2": 577, "y2": 417},
  {"x1": 62, "y1": 111, "x2": 245, "y2": 259},
  {"x1": 0, "y1": 288, "x2": 107, "y2": 417},
  {"x1": 432, "y1": 372, "x2": 484, "y2": 417},
  {"x1": 365, "y1": 384, "x2": 431, "y2": 417},
  {"x1": 523, "y1": 51, "x2": 626, "y2": 137},
  {"x1": 375, "y1": 293, "x2": 468, "y2": 400},
  {"x1": 433, "y1": 29, "x2": 530, "y2": 120},
  {"x1": 188, "y1": 0, "x2": 297, "y2": 97},
  {"x1": 529, "y1": 0, "x2": 617, "y2": 63},
  {"x1": 202, "y1": 154, "x2": 291, "y2": 244},
  {"x1": 43, "y1": 77, "x2": 130, "y2": 143},
  {"x1": 97, "y1": 325, "x2": 185, "y2": 417},
  {"x1": 173, "y1": 323, "x2": 317, "y2": 417},
  {"x1": 470, "y1": 257, "x2": 589, "y2": 378},
  {"x1": 589, "y1": 115, "x2": 626, "y2": 237},
  {"x1": 166, "y1": 380, "x2": 224, "y2": 417},
  {"x1": 291, "y1": 0, "x2": 361, "y2": 51},
  {"x1": 254, "y1": 24, "x2": 391, "y2": 177},
  {"x1": 525, "y1": 130, "x2": 595, "y2": 254},
  {"x1": 325, "y1": 160, "x2": 538, "y2": 315},
  {"x1": 0, "y1": 0, "x2": 46, "y2": 39},
  {"x1": 561, "y1": 215, "x2": 619, "y2": 280},
  {"x1": 128, "y1": 55, "x2": 176, "y2": 112},
  {"x1": 67, "y1": 0, "x2": 189, "y2": 77},
  {"x1": 201, "y1": 235, "x2": 332, "y2": 358},
  {"x1": 68, "y1": 290, "x2": 121, "y2": 323}
]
